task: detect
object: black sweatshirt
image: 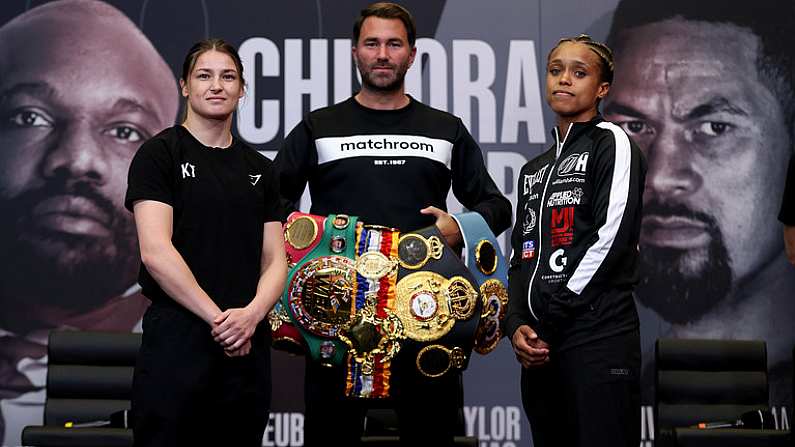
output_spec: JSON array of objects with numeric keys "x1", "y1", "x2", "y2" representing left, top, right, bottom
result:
[
  {"x1": 274, "y1": 96, "x2": 511, "y2": 235},
  {"x1": 503, "y1": 116, "x2": 647, "y2": 351}
]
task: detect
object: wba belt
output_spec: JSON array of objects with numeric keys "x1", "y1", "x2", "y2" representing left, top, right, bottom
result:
[{"x1": 269, "y1": 211, "x2": 508, "y2": 398}]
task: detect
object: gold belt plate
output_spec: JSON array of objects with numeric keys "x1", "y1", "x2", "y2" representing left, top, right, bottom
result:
[
  {"x1": 354, "y1": 251, "x2": 398, "y2": 280},
  {"x1": 394, "y1": 271, "x2": 454, "y2": 342},
  {"x1": 285, "y1": 215, "x2": 318, "y2": 250}
]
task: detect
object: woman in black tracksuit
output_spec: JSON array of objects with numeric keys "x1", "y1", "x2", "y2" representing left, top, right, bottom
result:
[
  {"x1": 125, "y1": 39, "x2": 287, "y2": 446},
  {"x1": 503, "y1": 35, "x2": 647, "y2": 447}
]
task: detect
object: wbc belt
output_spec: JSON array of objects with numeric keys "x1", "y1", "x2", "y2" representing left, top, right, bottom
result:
[
  {"x1": 268, "y1": 212, "x2": 327, "y2": 354},
  {"x1": 281, "y1": 213, "x2": 359, "y2": 366}
]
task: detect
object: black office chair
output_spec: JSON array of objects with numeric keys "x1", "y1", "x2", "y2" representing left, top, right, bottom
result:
[
  {"x1": 655, "y1": 338, "x2": 789, "y2": 447},
  {"x1": 21, "y1": 330, "x2": 139, "y2": 447}
]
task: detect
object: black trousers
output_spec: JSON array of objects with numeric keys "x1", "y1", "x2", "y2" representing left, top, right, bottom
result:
[
  {"x1": 521, "y1": 330, "x2": 641, "y2": 447},
  {"x1": 303, "y1": 353, "x2": 463, "y2": 447},
  {"x1": 131, "y1": 303, "x2": 271, "y2": 447}
]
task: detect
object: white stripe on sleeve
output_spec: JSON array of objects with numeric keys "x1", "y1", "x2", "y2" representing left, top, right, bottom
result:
[{"x1": 566, "y1": 122, "x2": 632, "y2": 294}]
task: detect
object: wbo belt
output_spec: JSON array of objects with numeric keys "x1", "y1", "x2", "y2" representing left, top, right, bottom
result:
[
  {"x1": 269, "y1": 212, "x2": 509, "y2": 398},
  {"x1": 451, "y1": 212, "x2": 509, "y2": 355}
]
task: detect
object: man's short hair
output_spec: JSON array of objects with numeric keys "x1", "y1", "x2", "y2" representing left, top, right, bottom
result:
[
  {"x1": 607, "y1": 0, "x2": 795, "y2": 142},
  {"x1": 353, "y1": 2, "x2": 416, "y2": 47}
]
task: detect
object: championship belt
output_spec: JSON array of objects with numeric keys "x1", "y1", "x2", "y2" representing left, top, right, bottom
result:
[
  {"x1": 393, "y1": 224, "x2": 482, "y2": 377},
  {"x1": 451, "y1": 212, "x2": 509, "y2": 354},
  {"x1": 268, "y1": 212, "x2": 328, "y2": 354},
  {"x1": 282, "y1": 213, "x2": 359, "y2": 366},
  {"x1": 272, "y1": 212, "x2": 507, "y2": 396},
  {"x1": 339, "y1": 225, "x2": 403, "y2": 398}
]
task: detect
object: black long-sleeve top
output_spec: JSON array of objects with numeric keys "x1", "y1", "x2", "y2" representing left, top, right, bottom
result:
[{"x1": 274, "y1": 96, "x2": 511, "y2": 236}]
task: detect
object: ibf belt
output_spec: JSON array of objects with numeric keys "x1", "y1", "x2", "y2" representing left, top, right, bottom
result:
[
  {"x1": 283, "y1": 214, "x2": 359, "y2": 366},
  {"x1": 340, "y1": 225, "x2": 403, "y2": 398},
  {"x1": 451, "y1": 212, "x2": 509, "y2": 354}
]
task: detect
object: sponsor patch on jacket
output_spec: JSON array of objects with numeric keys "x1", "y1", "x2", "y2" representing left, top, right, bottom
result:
[
  {"x1": 557, "y1": 152, "x2": 589, "y2": 176},
  {"x1": 550, "y1": 207, "x2": 574, "y2": 247},
  {"x1": 523, "y1": 165, "x2": 548, "y2": 195},
  {"x1": 522, "y1": 203, "x2": 537, "y2": 235},
  {"x1": 522, "y1": 240, "x2": 535, "y2": 260},
  {"x1": 547, "y1": 187, "x2": 584, "y2": 207}
]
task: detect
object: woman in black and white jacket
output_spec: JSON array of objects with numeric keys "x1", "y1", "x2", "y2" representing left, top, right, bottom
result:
[{"x1": 503, "y1": 34, "x2": 647, "y2": 447}]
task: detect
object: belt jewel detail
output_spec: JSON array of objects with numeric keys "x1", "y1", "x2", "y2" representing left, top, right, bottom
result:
[
  {"x1": 416, "y1": 345, "x2": 465, "y2": 378},
  {"x1": 445, "y1": 275, "x2": 479, "y2": 320},
  {"x1": 474, "y1": 279, "x2": 508, "y2": 354},
  {"x1": 397, "y1": 233, "x2": 443, "y2": 269},
  {"x1": 333, "y1": 214, "x2": 351, "y2": 230},
  {"x1": 474, "y1": 239, "x2": 498, "y2": 275}
]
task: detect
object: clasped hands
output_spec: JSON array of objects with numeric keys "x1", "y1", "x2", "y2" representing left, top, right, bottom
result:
[
  {"x1": 511, "y1": 325, "x2": 550, "y2": 368},
  {"x1": 211, "y1": 305, "x2": 262, "y2": 357}
]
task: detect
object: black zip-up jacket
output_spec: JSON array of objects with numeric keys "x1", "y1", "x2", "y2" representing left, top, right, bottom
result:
[{"x1": 502, "y1": 116, "x2": 647, "y2": 351}]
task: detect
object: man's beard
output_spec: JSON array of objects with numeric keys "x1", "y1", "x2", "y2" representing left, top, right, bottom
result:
[
  {"x1": 636, "y1": 201, "x2": 733, "y2": 324},
  {"x1": 357, "y1": 59, "x2": 411, "y2": 93},
  {"x1": 0, "y1": 181, "x2": 139, "y2": 319}
]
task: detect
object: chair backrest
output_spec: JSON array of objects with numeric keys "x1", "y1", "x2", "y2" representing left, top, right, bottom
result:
[
  {"x1": 655, "y1": 338, "x2": 769, "y2": 442},
  {"x1": 44, "y1": 330, "x2": 141, "y2": 427}
]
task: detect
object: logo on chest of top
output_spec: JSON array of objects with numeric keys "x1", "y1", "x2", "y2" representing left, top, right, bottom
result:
[
  {"x1": 314, "y1": 135, "x2": 453, "y2": 168},
  {"x1": 551, "y1": 207, "x2": 574, "y2": 247},
  {"x1": 549, "y1": 248, "x2": 567, "y2": 273},
  {"x1": 547, "y1": 187, "x2": 583, "y2": 207},
  {"x1": 181, "y1": 162, "x2": 196, "y2": 179},
  {"x1": 523, "y1": 165, "x2": 549, "y2": 195},
  {"x1": 249, "y1": 174, "x2": 261, "y2": 186},
  {"x1": 522, "y1": 202, "x2": 537, "y2": 235},
  {"x1": 557, "y1": 152, "x2": 589, "y2": 177}
]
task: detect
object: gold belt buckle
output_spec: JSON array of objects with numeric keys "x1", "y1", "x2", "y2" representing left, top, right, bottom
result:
[
  {"x1": 354, "y1": 251, "x2": 398, "y2": 280},
  {"x1": 395, "y1": 272, "x2": 455, "y2": 342},
  {"x1": 289, "y1": 256, "x2": 356, "y2": 337},
  {"x1": 415, "y1": 345, "x2": 465, "y2": 378}
]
